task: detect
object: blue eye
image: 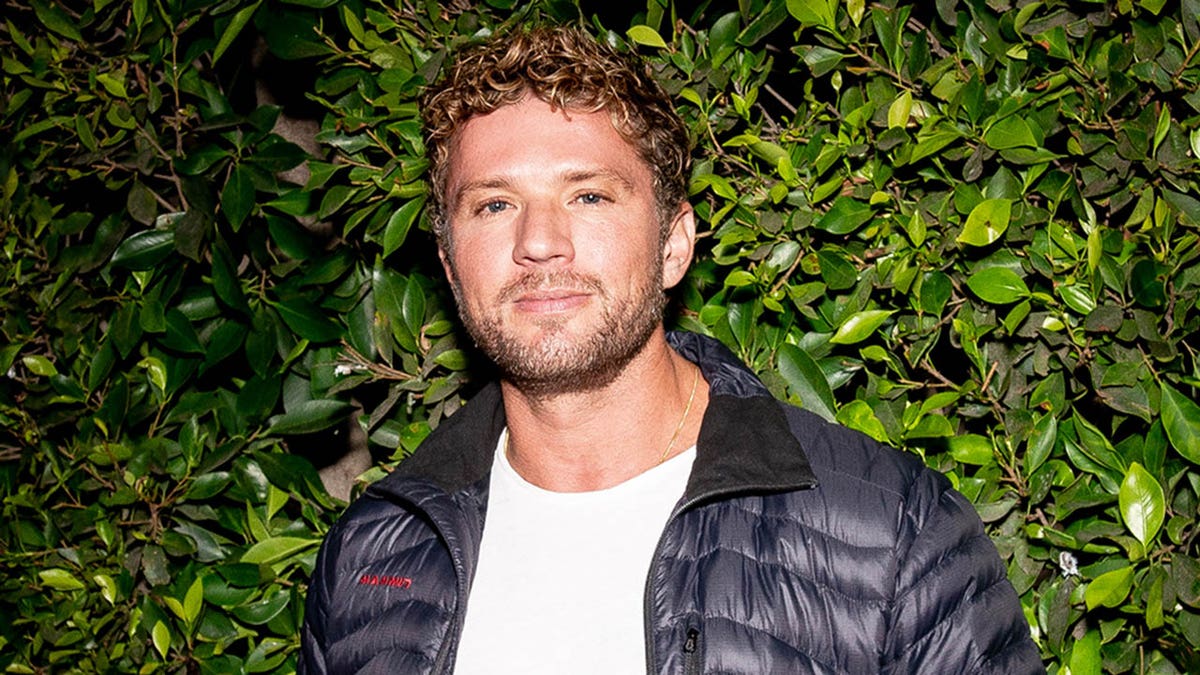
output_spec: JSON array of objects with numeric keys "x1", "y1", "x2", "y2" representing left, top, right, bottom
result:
[
  {"x1": 482, "y1": 201, "x2": 508, "y2": 214},
  {"x1": 577, "y1": 193, "x2": 604, "y2": 205}
]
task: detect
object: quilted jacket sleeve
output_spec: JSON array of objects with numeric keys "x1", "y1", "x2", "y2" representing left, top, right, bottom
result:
[
  {"x1": 298, "y1": 525, "x2": 338, "y2": 675},
  {"x1": 883, "y1": 471, "x2": 1044, "y2": 674}
]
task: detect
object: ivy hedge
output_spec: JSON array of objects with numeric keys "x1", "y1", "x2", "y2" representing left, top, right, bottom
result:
[{"x1": 2, "y1": 0, "x2": 1199, "y2": 672}]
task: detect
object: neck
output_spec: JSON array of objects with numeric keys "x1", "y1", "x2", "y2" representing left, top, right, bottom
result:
[{"x1": 500, "y1": 328, "x2": 709, "y2": 492}]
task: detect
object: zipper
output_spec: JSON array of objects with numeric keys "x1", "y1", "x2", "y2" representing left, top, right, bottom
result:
[
  {"x1": 683, "y1": 627, "x2": 702, "y2": 675},
  {"x1": 643, "y1": 489, "x2": 724, "y2": 673},
  {"x1": 643, "y1": 482, "x2": 816, "y2": 672},
  {"x1": 642, "y1": 404, "x2": 819, "y2": 673}
]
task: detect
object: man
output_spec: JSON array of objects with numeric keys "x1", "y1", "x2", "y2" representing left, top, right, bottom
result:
[{"x1": 300, "y1": 25, "x2": 1043, "y2": 674}]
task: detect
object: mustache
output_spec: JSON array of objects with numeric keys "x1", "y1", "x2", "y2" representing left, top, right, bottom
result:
[{"x1": 497, "y1": 270, "x2": 606, "y2": 303}]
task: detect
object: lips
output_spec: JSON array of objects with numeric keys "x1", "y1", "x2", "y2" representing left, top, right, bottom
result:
[
  {"x1": 498, "y1": 271, "x2": 605, "y2": 313},
  {"x1": 512, "y1": 289, "x2": 592, "y2": 313}
]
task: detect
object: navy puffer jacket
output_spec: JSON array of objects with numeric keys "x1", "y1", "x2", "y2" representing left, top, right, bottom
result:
[{"x1": 301, "y1": 332, "x2": 1044, "y2": 674}]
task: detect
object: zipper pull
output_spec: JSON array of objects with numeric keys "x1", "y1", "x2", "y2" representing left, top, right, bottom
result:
[
  {"x1": 683, "y1": 628, "x2": 702, "y2": 674},
  {"x1": 683, "y1": 628, "x2": 700, "y2": 653}
]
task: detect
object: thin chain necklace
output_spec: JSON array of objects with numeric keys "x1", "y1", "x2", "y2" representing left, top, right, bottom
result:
[
  {"x1": 658, "y1": 366, "x2": 700, "y2": 465},
  {"x1": 503, "y1": 366, "x2": 701, "y2": 468}
]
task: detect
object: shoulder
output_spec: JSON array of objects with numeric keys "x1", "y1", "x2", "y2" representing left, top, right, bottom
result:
[
  {"x1": 314, "y1": 478, "x2": 444, "y2": 574},
  {"x1": 774, "y1": 402, "x2": 973, "y2": 551}
]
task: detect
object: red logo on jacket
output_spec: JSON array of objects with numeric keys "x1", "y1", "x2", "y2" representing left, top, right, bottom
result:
[{"x1": 358, "y1": 574, "x2": 412, "y2": 589}]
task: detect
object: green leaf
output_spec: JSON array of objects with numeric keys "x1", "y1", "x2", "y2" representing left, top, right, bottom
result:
[
  {"x1": 1024, "y1": 414, "x2": 1057, "y2": 474},
  {"x1": 21, "y1": 355, "x2": 57, "y2": 377},
  {"x1": 152, "y1": 620, "x2": 171, "y2": 659},
  {"x1": 984, "y1": 116, "x2": 1037, "y2": 150},
  {"x1": 966, "y1": 266, "x2": 1029, "y2": 304},
  {"x1": 213, "y1": 1, "x2": 262, "y2": 65},
  {"x1": 908, "y1": 414, "x2": 955, "y2": 439},
  {"x1": 341, "y1": 4, "x2": 365, "y2": 41},
  {"x1": 726, "y1": 301, "x2": 755, "y2": 349},
  {"x1": 267, "y1": 399, "x2": 354, "y2": 435},
  {"x1": 957, "y1": 199, "x2": 1012, "y2": 246},
  {"x1": 738, "y1": 1, "x2": 789, "y2": 45},
  {"x1": 94, "y1": 574, "x2": 118, "y2": 604},
  {"x1": 815, "y1": 197, "x2": 874, "y2": 235},
  {"x1": 433, "y1": 349, "x2": 469, "y2": 371},
  {"x1": 221, "y1": 164, "x2": 255, "y2": 230},
  {"x1": 132, "y1": 0, "x2": 148, "y2": 28},
  {"x1": 185, "y1": 472, "x2": 233, "y2": 501},
  {"x1": 212, "y1": 245, "x2": 252, "y2": 316},
  {"x1": 271, "y1": 297, "x2": 341, "y2": 343},
  {"x1": 183, "y1": 576, "x2": 204, "y2": 625},
  {"x1": 401, "y1": 276, "x2": 426, "y2": 338},
  {"x1": 816, "y1": 251, "x2": 857, "y2": 290},
  {"x1": 1162, "y1": 190, "x2": 1200, "y2": 226},
  {"x1": 627, "y1": 25, "x2": 668, "y2": 49},
  {"x1": 1119, "y1": 462, "x2": 1165, "y2": 549},
  {"x1": 1074, "y1": 412, "x2": 1126, "y2": 472},
  {"x1": 724, "y1": 270, "x2": 757, "y2": 288},
  {"x1": 138, "y1": 356, "x2": 168, "y2": 394},
  {"x1": 802, "y1": 46, "x2": 844, "y2": 76},
  {"x1": 127, "y1": 181, "x2": 157, "y2": 225},
  {"x1": 241, "y1": 536, "x2": 319, "y2": 565},
  {"x1": 1069, "y1": 630, "x2": 1102, "y2": 675},
  {"x1": 836, "y1": 400, "x2": 890, "y2": 443},
  {"x1": 383, "y1": 197, "x2": 424, "y2": 258},
  {"x1": 1085, "y1": 565, "x2": 1134, "y2": 610},
  {"x1": 38, "y1": 568, "x2": 84, "y2": 591},
  {"x1": 947, "y1": 434, "x2": 994, "y2": 465},
  {"x1": 920, "y1": 271, "x2": 951, "y2": 314},
  {"x1": 830, "y1": 310, "x2": 895, "y2": 344},
  {"x1": 776, "y1": 344, "x2": 837, "y2": 422},
  {"x1": 231, "y1": 588, "x2": 291, "y2": 625},
  {"x1": 31, "y1": 0, "x2": 83, "y2": 41},
  {"x1": 163, "y1": 596, "x2": 186, "y2": 621},
  {"x1": 787, "y1": 0, "x2": 836, "y2": 29},
  {"x1": 1060, "y1": 285, "x2": 1096, "y2": 315},
  {"x1": 1161, "y1": 382, "x2": 1200, "y2": 464},
  {"x1": 1153, "y1": 104, "x2": 1171, "y2": 155},
  {"x1": 887, "y1": 91, "x2": 912, "y2": 129},
  {"x1": 162, "y1": 308, "x2": 205, "y2": 354},
  {"x1": 111, "y1": 230, "x2": 175, "y2": 269},
  {"x1": 96, "y1": 71, "x2": 128, "y2": 99}
]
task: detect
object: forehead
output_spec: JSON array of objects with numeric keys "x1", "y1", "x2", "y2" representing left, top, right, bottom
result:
[{"x1": 445, "y1": 96, "x2": 652, "y2": 197}]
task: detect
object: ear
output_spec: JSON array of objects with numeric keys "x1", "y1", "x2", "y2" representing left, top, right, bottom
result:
[
  {"x1": 437, "y1": 242, "x2": 455, "y2": 284},
  {"x1": 660, "y1": 203, "x2": 696, "y2": 290}
]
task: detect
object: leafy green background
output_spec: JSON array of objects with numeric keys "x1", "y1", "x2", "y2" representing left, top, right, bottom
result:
[{"x1": 3, "y1": 0, "x2": 1199, "y2": 672}]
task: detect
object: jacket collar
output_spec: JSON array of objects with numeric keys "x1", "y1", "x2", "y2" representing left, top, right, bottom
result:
[{"x1": 376, "y1": 332, "x2": 817, "y2": 502}]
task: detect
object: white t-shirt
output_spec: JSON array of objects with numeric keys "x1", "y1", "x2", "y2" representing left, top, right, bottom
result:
[{"x1": 453, "y1": 430, "x2": 696, "y2": 674}]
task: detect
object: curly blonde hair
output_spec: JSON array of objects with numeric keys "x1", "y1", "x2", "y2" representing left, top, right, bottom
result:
[{"x1": 421, "y1": 25, "x2": 691, "y2": 241}]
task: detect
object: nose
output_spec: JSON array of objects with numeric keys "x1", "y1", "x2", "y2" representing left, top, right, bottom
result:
[{"x1": 512, "y1": 201, "x2": 574, "y2": 266}]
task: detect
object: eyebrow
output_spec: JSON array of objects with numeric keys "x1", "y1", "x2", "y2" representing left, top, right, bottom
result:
[
  {"x1": 450, "y1": 177, "x2": 513, "y2": 211},
  {"x1": 562, "y1": 169, "x2": 636, "y2": 192}
]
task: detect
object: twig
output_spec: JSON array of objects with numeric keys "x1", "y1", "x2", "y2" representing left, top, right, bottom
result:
[
  {"x1": 762, "y1": 83, "x2": 798, "y2": 116},
  {"x1": 1173, "y1": 39, "x2": 1200, "y2": 84},
  {"x1": 339, "y1": 340, "x2": 414, "y2": 381},
  {"x1": 980, "y1": 360, "x2": 999, "y2": 394},
  {"x1": 845, "y1": 42, "x2": 918, "y2": 93},
  {"x1": 920, "y1": 360, "x2": 957, "y2": 388}
]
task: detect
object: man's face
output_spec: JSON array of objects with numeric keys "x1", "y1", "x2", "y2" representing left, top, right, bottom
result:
[{"x1": 439, "y1": 95, "x2": 692, "y2": 396}]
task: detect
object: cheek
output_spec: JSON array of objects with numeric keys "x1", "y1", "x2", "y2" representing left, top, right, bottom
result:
[{"x1": 446, "y1": 247, "x2": 506, "y2": 297}]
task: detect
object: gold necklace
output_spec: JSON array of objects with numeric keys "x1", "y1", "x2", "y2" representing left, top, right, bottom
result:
[
  {"x1": 502, "y1": 367, "x2": 701, "y2": 467},
  {"x1": 658, "y1": 367, "x2": 700, "y2": 465}
]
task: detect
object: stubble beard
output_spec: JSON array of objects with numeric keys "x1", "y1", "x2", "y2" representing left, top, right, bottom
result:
[{"x1": 450, "y1": 266, "x2": 666, "y2": 398}]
